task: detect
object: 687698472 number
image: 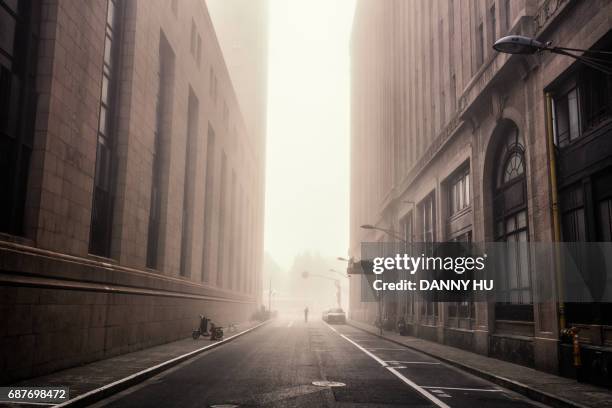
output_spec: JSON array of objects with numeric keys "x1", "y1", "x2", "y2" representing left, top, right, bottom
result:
[{"x1": 0, "y1": 387, "x2": 69, "y2": 403}]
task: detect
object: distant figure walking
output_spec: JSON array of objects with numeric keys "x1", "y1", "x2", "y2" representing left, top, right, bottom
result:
[{"x1": 304, "y1": 306, "x2": 309, "y2": 323}]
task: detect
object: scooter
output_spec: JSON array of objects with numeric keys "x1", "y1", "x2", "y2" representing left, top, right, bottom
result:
[
  {"x1": 209, "y1": 323, "x2": 224, "y2": 341},
  {"x1": 192, "y1": 315, "x2": 224, "y2": 341},
  {"x1": 192, "y1": 315, "x2": 210, "y2": 339}
]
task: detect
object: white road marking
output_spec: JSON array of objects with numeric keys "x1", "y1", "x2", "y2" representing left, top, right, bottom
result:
[
  {"x1": 431, "y1": 390, "x2": 452, "y2": 398},
  {"x1": 58, "y1": 321, "x2": 270, "y2": 408},
  {"x1": 366, "y1": 348, "x2": 407, "y2": 351},
  {"x1": 385, "y1": 361, "x2": 441, "y2": 365},
  {"x1": 421, "y1": 386, "x2": 503, "y2": 392},
  {"x1": 324, "y1": 323, "x2": 450, "y2": 408},
  {"x1": 386, "y1": 366, "x2": 452, "y2": 407}
]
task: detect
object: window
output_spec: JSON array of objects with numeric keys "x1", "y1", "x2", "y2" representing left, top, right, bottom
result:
[
  {"x1": 450, "y1": 73, "x2": 457, "y2": 112},
  {"x1": 196, "y1": 34, "x2": 202, "y2": 67},
  {"x1": 190, "y1": 20, "x2": 196, "y2": 56},
  {"x1": 560, "y1": 167, "x2": 612, "y2": 326},
  {"x1": 421, "y1": 193, "x2": 436, "y2": 244},
  {"x1": 580, "y1": 66, "x2": 611, "y2": 130},
  {"x1": 553, "y1": 64, "x2": 612, "y2": 147},
  {"x1": 201, "y1": 125, "x2": 215, "y2": 282},
  {"x1": 147, "y1": 34, "x2": 175, "y2": 269},
  {"x1": 216, "y1": 152, "x2": 228, "y2": 287},
  {"x1": 554, "y1": 84, "x2": 580, "y2": 147},
  {"x1": 190, "y1": 20, "x2": 202, "y2": 67},
  {"x1": 446, "y1": 165, "x2": 473, "y2": 325},
  {"x1": 599, "y1": 195, "x2": 612, "y2": 242},
  {"x1": 209, "y1": 68, "x2": 218, "y2": 103},
  {"x1": 419, "y1": 193, "x2": 438, "y2": 319},
  {"x1": 400, "y1": 212, "x2": 415, "y2": 317},
  {"x1": 561, "y1": 184, "x2": 586, "y2": 241},
  {"x1": 492, "y1": 123, "x2": 532, "y2": 321},
  {"x1": 90, "y1": 0, "x2": 123, "y2": 256},
  {"x1": 400, "y1": 212, "x2": 413, "y2": 244},
  {"x1": 179, "y1": 90, "x2": 199, "y2": 277},
  {"x1": 0, "y1": 0, "x2": 39, "y2": 236},
  {"x1": 447, "y1": 231, "x2": 474, "y2": 323},
  {"x1": 504, "y1": 0, "x2": 511, "y2": 31},
  {"x1": 228, "y1": 170, "x2": 237, "y2": 289},
  {"x1": 438, "y1": 18, "x2": 446, "y2": 126},
  {"x1": 449, "y1": 167, "x2": 470, "y2": 216},
  {"x1": 475, "y1": 22, "x2": 484, "y2": 69},
  {"x1": 489, "y1": 4, "x2": 496, "y2": 46}
]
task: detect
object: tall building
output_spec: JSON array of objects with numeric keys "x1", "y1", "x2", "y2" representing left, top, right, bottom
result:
[
  {"x1": 206, "y1": 0, "x2": 268, "y2": 145},
  {"x1": 349, "y1": 0, "x2": 612, "y2": 385},
  {"x1": 206, "y1": 0, "x2": 268, "y2": 302},
  {"x1": 0, "y1": 0, "x2": 265, "y2": 383}
]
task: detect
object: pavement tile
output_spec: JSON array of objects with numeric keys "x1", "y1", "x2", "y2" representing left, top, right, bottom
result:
[{"x1": 0, "y1": 321, "x2": 260, "y2": 407}]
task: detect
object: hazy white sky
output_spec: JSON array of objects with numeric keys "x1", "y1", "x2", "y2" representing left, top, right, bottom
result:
[{"x1": 264, "y1": 0, "x2": 356, "y2": 269}]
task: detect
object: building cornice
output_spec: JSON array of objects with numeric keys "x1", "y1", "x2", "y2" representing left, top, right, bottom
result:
[{"x1": 0, "y1": 240, "x2": 256, "y2": 303}]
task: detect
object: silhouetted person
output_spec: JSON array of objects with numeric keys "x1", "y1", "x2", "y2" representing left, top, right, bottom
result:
[{"x1": 304, "y1": 306, "x2": 309, "y2": 323}]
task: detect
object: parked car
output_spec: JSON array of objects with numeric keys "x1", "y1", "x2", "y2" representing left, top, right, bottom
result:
[{"x1": 322, "y1": 308, "x2": 346, "y2": 324}]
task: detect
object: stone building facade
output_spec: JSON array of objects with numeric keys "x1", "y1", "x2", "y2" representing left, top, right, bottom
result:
[
  {"x1": 349, "y1": 0, "x2": 612, "y2": 385},
  {"x1": 0, "y1": 0, "x2": 265, "y2": 383}
]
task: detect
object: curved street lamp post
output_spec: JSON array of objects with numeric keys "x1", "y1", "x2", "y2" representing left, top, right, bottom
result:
[{"x1": 493, "y1": 35, "x2": 612, "y2": 75}]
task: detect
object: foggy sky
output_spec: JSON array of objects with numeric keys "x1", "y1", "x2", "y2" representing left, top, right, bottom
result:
[{"x1": 265, "y1": 0, "x2": 356, "y2": 269}]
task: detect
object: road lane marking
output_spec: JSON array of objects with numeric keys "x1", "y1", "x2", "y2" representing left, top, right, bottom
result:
[
  {"x1": 386, "y1": 366, "x2": 451, "y2": 407},
  {"x1": 324, "y1": 323, "x2": 450, "y2": 408},
  {"x1": 57, "y1": 320, "x2": 270, "y2": 408},
  {"x1": 366, "y1": 347, "x2": 407, "y2": 351},
  {"x1": 421, "y1": 386, "x2": 502, "y2": 392},
  {"x1": 431, "y1": 390, "x2": 452, "y2": 398},
  {"x1": 385, "y1": 361, "x2": 441, "y2": 365}
]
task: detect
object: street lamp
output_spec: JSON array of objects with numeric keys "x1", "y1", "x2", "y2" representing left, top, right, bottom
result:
[
  {"x1": 361, "y1": 224, "x2": 405, "y2": 335},
  {"x1": 302, "y1": 270, "x2": 342, "y2": 309},
  {"x1": 360, "y1": 224, "x2": 407, "y2": 243},
  {"x1": 336, "y1": 257, "x2": 354, "y2": 276},
  {"x1": 493, "y1": 35, "x2": 612, "y2": 75},
  {"x1": 329, "y1": 268, "x2": 349, "y2": 279}
]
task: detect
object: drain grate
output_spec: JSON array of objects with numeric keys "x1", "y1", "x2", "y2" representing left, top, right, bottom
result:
[{"x1": 312, "y1": 381, "x2": 346, "y2": 387}]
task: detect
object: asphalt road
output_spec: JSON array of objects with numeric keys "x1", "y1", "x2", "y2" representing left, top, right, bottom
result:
[{"x1": 92, "y1": 318, "x2": 547, "y2": 408}]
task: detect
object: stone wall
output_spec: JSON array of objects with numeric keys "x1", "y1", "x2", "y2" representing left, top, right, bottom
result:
[{"x1": 0, "y1": 0, "x2": 265, "y2": 384}]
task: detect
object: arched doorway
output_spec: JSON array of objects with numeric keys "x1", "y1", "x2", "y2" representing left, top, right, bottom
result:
[{"x1": 490, "y1": 121, "x2": 534, "y2": 323}]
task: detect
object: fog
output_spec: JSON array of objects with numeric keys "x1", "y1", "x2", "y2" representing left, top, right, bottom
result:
[
  {"x1": 263, "y1": 0, "x2": 355, "y2": 314},
  {"x1": 208, "y1": 0, "x2": 355, "y2": 315}
]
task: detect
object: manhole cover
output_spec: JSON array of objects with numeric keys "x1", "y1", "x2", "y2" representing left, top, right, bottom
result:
[{"x1": 312, "y1": 381, "x2": 346, "y2": 387}]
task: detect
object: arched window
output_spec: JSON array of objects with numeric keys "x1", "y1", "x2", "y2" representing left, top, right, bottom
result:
[{"x1": 492, "y1": 124, "x2": 533, "y2": 321}]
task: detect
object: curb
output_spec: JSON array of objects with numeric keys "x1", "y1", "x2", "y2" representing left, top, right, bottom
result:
[
  {"x1": 54, "y1": 320, "x2": 271, "y2": 408},
  {"x1": 347, "y1": 321, "x2": 590, "y2": 408}
]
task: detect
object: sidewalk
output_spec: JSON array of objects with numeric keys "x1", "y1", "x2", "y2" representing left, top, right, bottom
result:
[
  {"x1": 348, "y1": 319, "x2": 612, "y2": 408},
  {"x1": 1, "y1": 320, "x2": 266, "y2": 407}
]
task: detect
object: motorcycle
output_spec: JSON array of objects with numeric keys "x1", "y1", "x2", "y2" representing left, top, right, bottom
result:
[
  {"x1": 192, "y1": 315, "x2": 210, "y2": 339},
  {"x1": 209, "y1": 323, "x2": 224, "y2": 341},
  {"x1": 192, "y1": 315, "x2": 224, "y2": 341}
]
